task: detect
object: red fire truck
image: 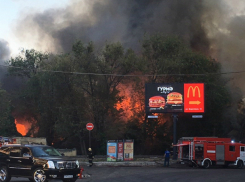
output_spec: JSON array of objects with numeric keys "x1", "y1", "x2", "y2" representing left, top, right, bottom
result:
[{"x1": 176, "y1": 137, "x2": 245, "y2": 169}]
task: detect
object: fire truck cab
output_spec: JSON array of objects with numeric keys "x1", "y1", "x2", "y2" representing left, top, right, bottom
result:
[{"x1": 177, "y1": 137, "x2": 245, "y2": 169}]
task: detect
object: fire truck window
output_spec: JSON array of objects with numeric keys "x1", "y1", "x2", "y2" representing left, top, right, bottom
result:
[
  {"x1": 229, "y1": 146, "x2": 235, "y2": 152},
  {"x1": 182, "y1": 146, "x2": 189, "y2": 158},
  {"x1": 195, "y1": 146, "x2": 203, "y2": 159},
  {"x1": 241, "y1": 147, "x2": 245, "y2": 151}
]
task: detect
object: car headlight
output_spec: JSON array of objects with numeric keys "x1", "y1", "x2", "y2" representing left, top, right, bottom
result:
[
  {"x1": 76, "y1": 160, "x2": 79, "y2": 168},
  {"x1": 47, "y1": 161, "x2": 55, "y2": 169}
]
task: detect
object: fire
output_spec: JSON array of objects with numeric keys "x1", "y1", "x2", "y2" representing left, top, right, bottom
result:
[
  {"x1": 116, "y1": 83, "x2": 169, "y2": 125},
  {"x1": 116, "y1": 83, "x2": 143, "y2": 121},
  {"x1": 15, "y1": 119, "x2": 28, "y2": 136},
  {"x1": 14, "y1": 116, "x2": 33, "y2": 136}
]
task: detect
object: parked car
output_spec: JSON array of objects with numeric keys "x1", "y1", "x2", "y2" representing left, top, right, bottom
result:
[{"x1": 0, "y1": 144, "x2": 81, "y2": 182}]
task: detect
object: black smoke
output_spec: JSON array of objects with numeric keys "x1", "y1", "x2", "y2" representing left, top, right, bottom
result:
[
  {"x1": 11, "y1": 0, "x2": 245, "y2": 97},
  {"x1": 0, "y1": 39, "x2": 10, "y2": 84},
  {"x1": 14, "y1": 0, "x2": 212, "y2": 53}
]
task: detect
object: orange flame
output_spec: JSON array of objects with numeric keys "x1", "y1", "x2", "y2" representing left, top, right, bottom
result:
[
  {"x1": 15, "y1": 119, "x2": 28, "y2": 136},
  {"x1": 116, "y1": 84, "x2": 143, "y2": 121},
  {"x1": 14, "y1": 116, "x2": 33, "y2": 136}
]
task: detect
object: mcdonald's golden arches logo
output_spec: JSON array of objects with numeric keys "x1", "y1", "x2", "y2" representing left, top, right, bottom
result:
[{"x1": 187, "y1": 86, "x2": 201, "y2": 98}]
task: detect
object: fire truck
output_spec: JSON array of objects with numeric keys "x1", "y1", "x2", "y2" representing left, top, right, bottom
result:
[{"x1": 176, "y1": 137, "x2": 245, "y2": 169}]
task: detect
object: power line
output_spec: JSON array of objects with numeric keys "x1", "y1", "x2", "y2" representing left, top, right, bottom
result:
[{"x1": 0, "y1": 64, "x2": 245, "y2": 77}]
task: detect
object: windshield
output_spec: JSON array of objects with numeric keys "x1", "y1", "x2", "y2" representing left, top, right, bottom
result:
[{"x1": 31, "y1": 146, "x2": 62, "y2": 157}]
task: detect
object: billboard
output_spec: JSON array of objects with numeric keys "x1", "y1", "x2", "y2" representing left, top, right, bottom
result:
[
  {"x1": 124, "y1": 140, "x2": 134, "y2": 161},
  {"x1": 107, "y1": 140, "x2": 117, "y2": 162},
  {"x1": 145, "y1": 83, "x2": 204, "y2": 113},
  {"x1": 145, "y1": 83, "x2": 184, "y2": 113},
  {"x1": 184, "y1": 83, "x2": 204, "y2": 113},
  {"x1": 117, "y1": 140, "x2": 124, "y2": 161}
]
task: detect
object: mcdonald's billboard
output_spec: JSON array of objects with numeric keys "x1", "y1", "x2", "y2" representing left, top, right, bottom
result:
[
  {"x1": 145, "y1": 83, "x2": 204, "y2": 113},
  {"x1": 184, "y1": 83, "x2": 204, "y2": 113}
]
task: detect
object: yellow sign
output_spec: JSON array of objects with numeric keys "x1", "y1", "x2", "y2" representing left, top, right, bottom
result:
[
  {"x1": 187, "y1": 86, "x2": 201, "y2": 98},
  {"x1": 189, "y1": 101, "x2": 201, "y2": 105}
]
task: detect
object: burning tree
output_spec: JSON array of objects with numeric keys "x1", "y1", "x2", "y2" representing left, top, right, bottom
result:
[{"x1": 4, "y1": 34, "x2": 232, "y2": 155}]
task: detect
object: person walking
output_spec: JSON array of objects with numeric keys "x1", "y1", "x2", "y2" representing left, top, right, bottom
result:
[
  {"x1": 164, "y1": 148, "x2": 170, "y2": 167},
  {"x1": 87, "y1": 148, "x2": 94, "y2": 167}
]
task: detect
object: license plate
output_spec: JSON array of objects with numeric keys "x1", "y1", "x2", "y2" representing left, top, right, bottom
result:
[{"x1": 64, "y1": 175, "x2": 73, "y2": 178}]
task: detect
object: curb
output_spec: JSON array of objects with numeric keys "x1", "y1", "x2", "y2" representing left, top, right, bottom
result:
[{"x1": 79, "y1": 160, "x2": 179, "y2": 167}]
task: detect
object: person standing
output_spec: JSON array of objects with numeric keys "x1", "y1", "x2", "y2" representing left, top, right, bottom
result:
[
  {"x1": 87, "y1": 148, "x2": 94, "y2": 167},
  {"x1": 164, "y1": 148, "x2": 170, "y2": 167}
]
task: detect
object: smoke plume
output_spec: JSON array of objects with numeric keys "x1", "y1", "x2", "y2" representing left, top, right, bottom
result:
[
  {"x1": 0, "y1": 39, "x2": 10, "y2": 83},
  {"x1": 0, "y1": 39, "x2": 10, "y2": 62},
  {"x1": 14, "y1": 0, "x2": 211, "y2": 53},
  {"x1": 11, "y1": 0, "x2": 245, "y2": 97}
]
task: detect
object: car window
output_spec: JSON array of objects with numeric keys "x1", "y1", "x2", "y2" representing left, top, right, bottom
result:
[
  {"x1": 0, "y1": 148, "x2": 9, "y2": 156},
  {"x1": 21, "y1": 147, "x2": 31, "y2": 157},
  {"x1": 0, "y1": 147, "x2": 10, "y2": 155},
  {"x1": 31, "y1": 146, "x2": 61, "y2": 157},
  {"x1": 10, "y1": 148, "x2": 21, "y2": 157}
]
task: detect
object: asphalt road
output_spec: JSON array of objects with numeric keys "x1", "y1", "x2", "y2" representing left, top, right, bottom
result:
[{"x1": 10, "y1": 165, "x2": 245, "y2": 182}]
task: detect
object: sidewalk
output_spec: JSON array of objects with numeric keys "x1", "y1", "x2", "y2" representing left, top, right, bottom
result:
[{"x1": 79, "y1": 159, "x2": 181, "y2": 167}]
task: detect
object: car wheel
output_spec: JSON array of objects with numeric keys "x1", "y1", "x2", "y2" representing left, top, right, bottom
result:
[
  {"x1": 237, "y1": 160, "x2": 244, "y2": 169},
  {"x1": 203, "y1": 160, "x2": 210, "y2": 169},
  {"x1": 32, "y1": 168, "x2": 47, "y2": 182},
  {"x1": 0, "y1": 166, "x2": 11, "y2": 182}
]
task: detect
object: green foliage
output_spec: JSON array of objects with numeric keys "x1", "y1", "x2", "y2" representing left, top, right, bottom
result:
[
  {"x1": 5, "y1": 35, "x2": 233, "y2": 155},
  {"x1": 8, "y1": 49, "x2": 48, "y2": 78},
  {"x1": 140, "y1": 34, "x2": 230, "y2": 137},
  {"x1": 0, "y1": 86, "x2": 18, "y2": 136}
]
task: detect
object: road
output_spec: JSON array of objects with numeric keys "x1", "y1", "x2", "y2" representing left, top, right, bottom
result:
[{"x1": 10, "y1": 165, "x2": 245, "y2": 182}]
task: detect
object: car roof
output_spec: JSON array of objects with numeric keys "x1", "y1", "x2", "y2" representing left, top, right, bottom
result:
[{"x1": 1, "y1": 144, "x2": 50, "y2": 148}]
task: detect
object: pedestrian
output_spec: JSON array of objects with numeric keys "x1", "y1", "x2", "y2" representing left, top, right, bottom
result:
[
  {"x1": 164, "y1": 148, "x2": 170, "y2": 167},
  {"x1": 87, "y1": 148, "x2": 94, "y2": 167}
]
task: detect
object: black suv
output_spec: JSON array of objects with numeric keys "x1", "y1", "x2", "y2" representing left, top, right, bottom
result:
[{"x1": 0, "y1": 144, "x2": 81, "y2": 182}]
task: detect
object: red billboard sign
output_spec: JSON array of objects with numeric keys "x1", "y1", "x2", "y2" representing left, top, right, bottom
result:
[
  {"x1": 184, "y1": 83, "x2": 204, "y2": 113},
  {"x1": 117, "y1": 141, "x2": 124, "y2": 161}
]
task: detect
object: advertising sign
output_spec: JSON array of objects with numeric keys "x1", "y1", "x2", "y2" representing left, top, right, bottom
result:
[
  {"x1": 184, "y1": 83, "x2": 204, "y2": 113},
  {"x1": 145, "y1": 83, "x2": 184, "y2": 113},
  {"x1": 145, "y1": 83, "x2": 205, "y2": 113},
  {"x1": 117, "y1": 140, "x2": 124, "y2": 161},
  {"x1": 107, "y1": 140, "x2": 117, "y2": 162},
  {"x1": 124, "y1": 140, "x2": 134, "y2": 161}
]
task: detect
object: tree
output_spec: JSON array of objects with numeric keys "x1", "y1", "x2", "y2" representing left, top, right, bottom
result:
[
  {"x1": 128, "y1": 34, "x2": 231, "y2": 153},
  {"x1": 6, "y1": 35, "x2": 232, "y2": 155},
  {"x1": 71, "y1": 41, "x2": 137, "y2": 153},
  {"x1": 0, "y1": 85, "x2": 18, "y2": 136}
]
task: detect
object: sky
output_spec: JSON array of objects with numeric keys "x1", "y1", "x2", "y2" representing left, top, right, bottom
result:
[{"x1": 0, "y1": 0, "x2": 71, "y2": 58}]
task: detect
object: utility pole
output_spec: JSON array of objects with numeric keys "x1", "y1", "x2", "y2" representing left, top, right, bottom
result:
[{"x1": 172, "y1": 114, "x2": 178, "y2": 160}]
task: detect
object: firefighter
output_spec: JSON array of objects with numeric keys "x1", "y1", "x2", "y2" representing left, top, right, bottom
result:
[
  {"x1": 87, "y1": 148, "x2": 94, "y2": 167},
  {"x1": 164, "y1": 148, "x2": 170, "y2": 167}
]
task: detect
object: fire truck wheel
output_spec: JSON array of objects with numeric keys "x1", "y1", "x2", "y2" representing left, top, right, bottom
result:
[
  {"x1": 203, "y1": 160, "x2": 210, "y2": 169},
  {"x1": 237, "y1": 160, "x2": 244, "y2": 169}
]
